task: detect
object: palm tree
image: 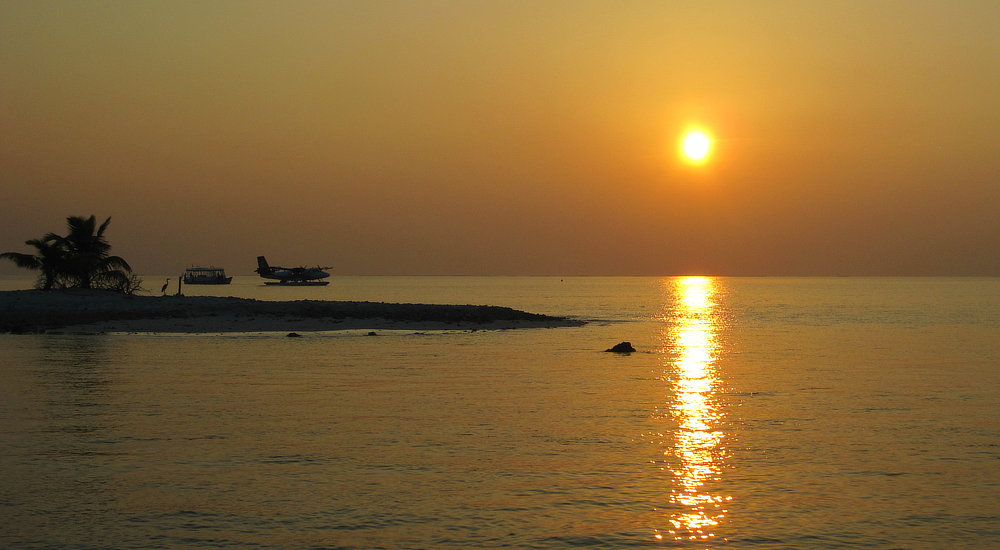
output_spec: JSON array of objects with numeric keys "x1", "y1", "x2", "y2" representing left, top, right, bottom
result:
[
  {"x1": 0, "y1": 236, "x2": 67, "y2": 290},
  {"x1": 51, "y1": 215, "x2": 132, "y2": 289},
  {"x1": 3, "y1": 215, "x2": 136, "y2": 292}
]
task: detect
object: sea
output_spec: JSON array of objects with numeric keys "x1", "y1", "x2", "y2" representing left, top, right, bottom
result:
[{"x1": 1, "y1": 276, "x2": 998, "y2": 549}]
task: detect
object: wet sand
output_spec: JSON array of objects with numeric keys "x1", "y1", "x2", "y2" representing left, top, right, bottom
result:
[{"x1": 0, "y1": 289, "x2": 584, "y2": 334}]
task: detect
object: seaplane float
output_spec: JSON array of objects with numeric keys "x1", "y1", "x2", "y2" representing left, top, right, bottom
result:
[{"x1": 255, "y1": 256, "x2": 331, "y2": 286}]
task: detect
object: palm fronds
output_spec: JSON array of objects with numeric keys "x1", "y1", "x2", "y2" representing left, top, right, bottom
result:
[{"x1": 2, "y1": 216, "x2": 141, "y2": 293}]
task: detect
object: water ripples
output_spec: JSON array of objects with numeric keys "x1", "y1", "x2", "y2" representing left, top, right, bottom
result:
[{"x1": 3, "y1": 278, "x2": 1000, "y2": 548}]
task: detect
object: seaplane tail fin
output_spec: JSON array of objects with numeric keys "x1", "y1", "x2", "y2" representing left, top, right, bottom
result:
[{"x1": 256, "y1": 256, "x2": 271, "y2": 276}]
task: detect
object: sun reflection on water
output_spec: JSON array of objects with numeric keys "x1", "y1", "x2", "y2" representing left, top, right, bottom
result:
[{"x1": 661, "y1": 276, "x2": 729, "y2": 541}]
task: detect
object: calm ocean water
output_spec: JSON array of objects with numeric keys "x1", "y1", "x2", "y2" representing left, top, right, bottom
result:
[{"x1": 1, "y1": 276, "x2": 999, "y2": 549}]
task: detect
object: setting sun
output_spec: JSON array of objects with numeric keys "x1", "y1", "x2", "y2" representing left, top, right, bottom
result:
[{"x1": 682, "y1": 131, "x2": 712, "y2": 163}]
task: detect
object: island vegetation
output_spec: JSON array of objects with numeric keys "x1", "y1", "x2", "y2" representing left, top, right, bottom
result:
[
  {"x1": 2, "y1": 216, "x2": 584, "y2": 334},
  {"x1": 1, "y1": 215, "x2": 142, "y2": 294}
]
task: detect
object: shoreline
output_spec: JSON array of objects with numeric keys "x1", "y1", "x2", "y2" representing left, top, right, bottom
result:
[{"x1": 0, "y1": 289, "x2": 585, "y2": 334}]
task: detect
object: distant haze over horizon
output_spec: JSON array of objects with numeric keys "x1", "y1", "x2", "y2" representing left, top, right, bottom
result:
[{"x1": 3, "y1": 1, "x2": 999, "y2": 276}]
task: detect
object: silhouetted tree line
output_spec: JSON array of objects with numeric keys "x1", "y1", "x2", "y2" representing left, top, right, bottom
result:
[{"x1": 1, "y1": 215, "x2": 143, "y2": 294}]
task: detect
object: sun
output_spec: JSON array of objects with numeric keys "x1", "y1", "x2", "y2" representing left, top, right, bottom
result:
[{"x1": 681, "y1": 131, "x2": 712, "y2": 163}]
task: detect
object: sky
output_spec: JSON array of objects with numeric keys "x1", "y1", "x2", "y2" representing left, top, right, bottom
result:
[{"x1": 2, "y1": 0, "x2": 999, "y2": 276}]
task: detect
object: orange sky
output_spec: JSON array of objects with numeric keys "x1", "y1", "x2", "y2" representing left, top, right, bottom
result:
[{"x1": 2, "y1": 1, "x2": 998, "y2": 275}]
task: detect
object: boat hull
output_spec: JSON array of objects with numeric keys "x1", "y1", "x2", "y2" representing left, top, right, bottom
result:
[{"x1": 183, "y1": 277, "x2": 233, "y2": 285}]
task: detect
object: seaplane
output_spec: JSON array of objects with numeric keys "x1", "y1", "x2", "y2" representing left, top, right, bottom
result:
[{"x1": 255, "y1": 256, "x2": 331, "y2": 286}]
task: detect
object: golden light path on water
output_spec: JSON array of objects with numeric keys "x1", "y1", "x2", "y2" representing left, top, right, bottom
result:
[{"x1": 656, "y1": 277, "x2": 730, "y2": 542}]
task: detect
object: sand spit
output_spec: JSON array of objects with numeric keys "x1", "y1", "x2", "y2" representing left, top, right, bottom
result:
[{"x1": 0, "y1": 289, "x2": 584, "y2": 334}]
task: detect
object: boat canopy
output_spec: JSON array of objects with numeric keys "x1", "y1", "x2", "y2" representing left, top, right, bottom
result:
[{"x1": 186, "y1": 267, "x2": 226, "y2": 275}]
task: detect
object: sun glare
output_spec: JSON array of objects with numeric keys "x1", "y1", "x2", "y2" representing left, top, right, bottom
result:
[{"x1": 682, "y1": 131, "x2": 711, "y2": 163}]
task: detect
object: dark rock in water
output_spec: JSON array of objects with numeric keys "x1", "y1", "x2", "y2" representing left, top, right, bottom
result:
[
  {"x1": 606, "y1": 341, "x2": 635, "y2": 353},
  {"x1": 287, "y1": 332, "x2": 302, "y2": 338},
  {"x1": 367, "y1": 331, "x2": 378, "y2": 336}
]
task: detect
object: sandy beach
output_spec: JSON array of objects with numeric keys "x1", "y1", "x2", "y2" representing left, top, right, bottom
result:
[{"x1": 0, "y1": 289, "x2": 584, "y2": 334}]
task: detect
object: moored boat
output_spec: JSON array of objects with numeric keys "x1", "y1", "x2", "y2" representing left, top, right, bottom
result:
[{"x1": 182, "y1": 267, "x2": 233, "y2": 285}]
